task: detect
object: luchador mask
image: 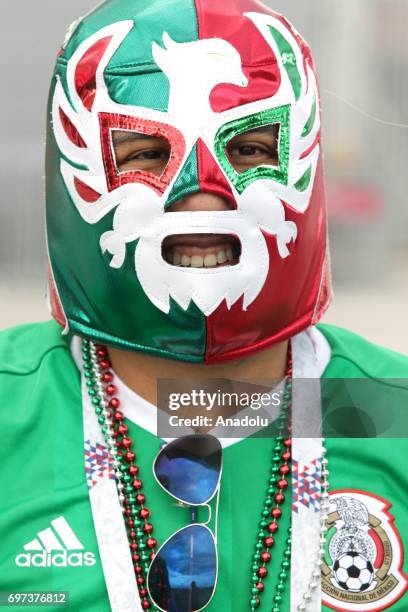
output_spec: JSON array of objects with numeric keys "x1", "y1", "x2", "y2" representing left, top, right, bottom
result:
[{"x1": 46, "y1": 0, "x2": 331, "y2": 363}]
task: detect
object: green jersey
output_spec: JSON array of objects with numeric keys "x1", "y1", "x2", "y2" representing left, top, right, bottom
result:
[{"x1": 0, "y1": 321, "x2": 407, "y2": 611}]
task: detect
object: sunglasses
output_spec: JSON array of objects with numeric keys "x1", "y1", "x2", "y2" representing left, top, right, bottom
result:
[{"x1": 147, "y1": 434, "x2": 223, "y2": 612}]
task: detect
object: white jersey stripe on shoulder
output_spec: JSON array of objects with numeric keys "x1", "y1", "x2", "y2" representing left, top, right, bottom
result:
[
  {"x1": 24, "y1": 538, "x2": 43, "y2": 551},
  {"x1": 38, "y1": 527, "x2": 65, "y2": 551},
  {"x1": 51, "y1": 517, "x2": 84, "y2": 550}
]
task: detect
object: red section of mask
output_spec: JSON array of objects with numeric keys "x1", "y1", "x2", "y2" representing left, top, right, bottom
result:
[
  {"x1": 59, "y1": 108, "x2": 87, "y2": 148},
  {"x1": 47, "y1": 260, "x2": 68, "y2": 330},
  {"x1": 197, "y1": 139, "x2": 237, "y2": 209},
  {"x1": 99, "y1": 113, "x2": 186, "y2": 195},
  {"x1": 312, "y1": 252, "x2": 332, "y2": 326},
  {"x1": 74, "y1": 177, "x2": 102, "y2": 203},
  {"x1": 74, "y1": 36, "x2": 113, "y2": 111},
  {"x1": 204, "y1": 160, "x2": 330, "y2": 363},
  {"x1": 195, "y1": 0, "x2": 282, "y2": 112}
]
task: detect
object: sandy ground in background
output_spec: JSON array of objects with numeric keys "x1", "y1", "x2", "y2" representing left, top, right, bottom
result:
[{"x1": 1, "y1": 279, "x2": 407, "y2": 355}]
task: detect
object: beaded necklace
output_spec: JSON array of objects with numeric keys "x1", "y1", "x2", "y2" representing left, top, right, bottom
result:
[
  {"x1": 82, "y1": 339, "x2": 329, "y2": 612},
  {"x1": 83, "y1": 340, "x2": 156, "y2": 610},
  {"x1": 249, "y1": 349, "x2": 293, "y2": 611}
]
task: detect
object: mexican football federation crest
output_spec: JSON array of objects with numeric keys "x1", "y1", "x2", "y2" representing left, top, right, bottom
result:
[{"x1": 322, "y1": 490, "x2": 408, "y2": 611}]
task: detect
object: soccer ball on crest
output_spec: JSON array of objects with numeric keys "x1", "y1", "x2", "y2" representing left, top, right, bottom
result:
[{"x1": 333, "y1": 551, "x2": 375, "y2": 592}]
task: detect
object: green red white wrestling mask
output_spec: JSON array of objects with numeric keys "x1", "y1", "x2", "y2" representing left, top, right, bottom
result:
[{"x1": 46, "y1": 0, "x2": 331, "y2": 363}]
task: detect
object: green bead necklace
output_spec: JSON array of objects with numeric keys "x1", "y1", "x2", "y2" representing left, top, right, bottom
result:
[{"x1": 249, "y1": 348, "x2": 293, "y2": 610}]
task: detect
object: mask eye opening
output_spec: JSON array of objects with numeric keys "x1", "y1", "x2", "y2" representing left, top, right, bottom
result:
[
  {"x1": 98, "y1": 112, "x2": 187, "y2": 195},
  {"x1": 214, "y1": 104, "x2": 291, "y2": 195},
  {"x1": 225, "y1": 122, "x2": 281, "y2": 175},
  {"x1": 110, "y1": 129, "x2": 172, "y2": 178}
]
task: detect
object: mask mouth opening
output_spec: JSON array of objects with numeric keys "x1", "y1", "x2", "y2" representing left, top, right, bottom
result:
[{"x1": 162, "y1": 233, "x2": 241, "y2": 268}]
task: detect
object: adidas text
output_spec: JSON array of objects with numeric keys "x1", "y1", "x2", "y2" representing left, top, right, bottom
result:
[
  {"x1": 16, "y1": 550, "x2": 96, "y2": 568},
  {"x1": 15, "y1": 516, "x2": 95, "y2": 568}
]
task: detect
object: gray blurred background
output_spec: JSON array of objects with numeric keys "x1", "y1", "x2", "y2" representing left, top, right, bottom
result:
[{"x1": 1, "y1": 0, "x2": 407, "y2": 352}]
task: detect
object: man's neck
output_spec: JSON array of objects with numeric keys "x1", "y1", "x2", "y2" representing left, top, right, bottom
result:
[{"x1": 107, "y1": 341, "x2": 289, "y2": 407}]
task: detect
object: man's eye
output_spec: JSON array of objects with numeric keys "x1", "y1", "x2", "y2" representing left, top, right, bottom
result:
[
  {"x1": 224, "y1": 124, "x2": 280, "y2": 173},
  {"x1": 111, "y1": 131, "x2": 172, "y2": 176},
  {"x1": 227, "y1": 141, "x2": 278, "y2": 172},
  {"x1": 129, "y1": 149, "x2": 168, "y2": 161},
  {"x1": 232, "y1": 144, "x2": 266, "y2": 157}
]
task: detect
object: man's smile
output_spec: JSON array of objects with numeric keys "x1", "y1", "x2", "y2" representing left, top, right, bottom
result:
[{"x1": 162, "y1": 233, "x2": 241, "y2": 268}]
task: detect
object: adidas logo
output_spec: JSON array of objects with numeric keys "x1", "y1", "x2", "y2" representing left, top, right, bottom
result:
[{"x1": 15, "y1": 516, "x2": 96, "y2": 568}]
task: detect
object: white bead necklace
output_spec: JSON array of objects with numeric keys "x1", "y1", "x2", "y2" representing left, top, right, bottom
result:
[{"x1": 297, "y1": 442, "x2": 330, "y2": 611}]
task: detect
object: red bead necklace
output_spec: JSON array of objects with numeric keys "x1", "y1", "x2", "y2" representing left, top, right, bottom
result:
[{"x1": 83, "y1": 340, "x2": 156, "y2": 610}]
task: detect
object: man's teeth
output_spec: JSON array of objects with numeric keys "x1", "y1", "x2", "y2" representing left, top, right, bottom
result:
[
  {"x1": 171, "y1": 249, "x2": 234, "y2": 268},
  {"x1": 191, "y1": 255, "x2": 203, "y2": 268},
  {"x1": 217, "y1": 251, "x2": 227, "y2": 264},
  {"x1": 204, "y1": 254, "x2": 217, "y2": 267}
]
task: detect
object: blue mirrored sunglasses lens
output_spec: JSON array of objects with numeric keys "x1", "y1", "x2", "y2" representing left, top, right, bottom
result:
[
  {"x1": 154, "y1": 435, "x2": 222, "y2": 505},
  {"x1": 148, "y1": 524, "x2": 217, "y2": 612}
]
